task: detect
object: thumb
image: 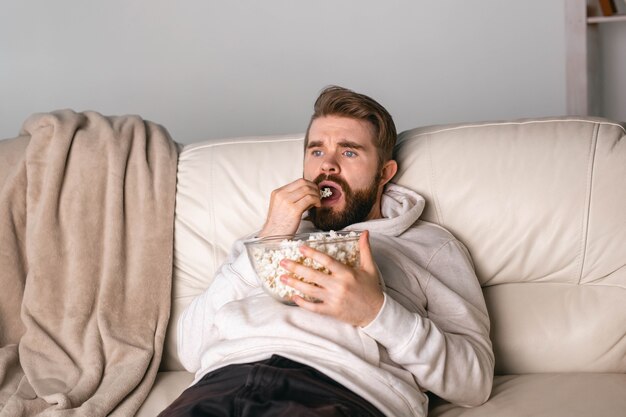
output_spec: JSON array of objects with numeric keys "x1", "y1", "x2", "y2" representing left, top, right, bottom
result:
[{"x1": 358, "y1": 230, "x2": 376, "y2": 274}]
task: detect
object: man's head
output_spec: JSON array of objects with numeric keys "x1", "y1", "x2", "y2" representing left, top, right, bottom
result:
[{"x1": 303, "y1": 86, "x2": 398, "y2": 231}]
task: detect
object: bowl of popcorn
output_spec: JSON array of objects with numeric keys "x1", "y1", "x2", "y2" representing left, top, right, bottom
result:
[{"x1": 244, "y1": 231, "x2": 361, "y2": 305}]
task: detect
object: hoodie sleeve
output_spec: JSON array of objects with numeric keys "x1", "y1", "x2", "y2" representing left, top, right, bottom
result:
[
  {"x1": 361, "y1": 239, "x2": 494, "y2": 407},
  {"x1": 177, "y1": 239, "x2": 259, "y2": 373}
]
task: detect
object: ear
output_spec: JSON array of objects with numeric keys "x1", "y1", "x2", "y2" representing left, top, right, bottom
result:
[{"x1": 379, "y1": 159, "x2": 398, "y2": 186}]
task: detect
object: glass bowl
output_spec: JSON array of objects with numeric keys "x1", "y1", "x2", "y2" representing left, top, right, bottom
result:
[{"x1": 244, "y1": 231, "x2": 361, "y2": 305}]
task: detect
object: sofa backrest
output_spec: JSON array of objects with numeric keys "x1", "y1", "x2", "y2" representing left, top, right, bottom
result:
[
  {"x1": 164, "y1": 134, "x2": 305, "y2": 370},
  {"x1": 167, "y1": 117, "x2": 626, "y2": 376},
  {"x1": 395, "y1": 117, "x2": 626, "y2": 374}
]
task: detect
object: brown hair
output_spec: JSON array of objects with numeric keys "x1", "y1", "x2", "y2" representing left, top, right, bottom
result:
[{"x1": 304, "y1": 86, "x2": 397, "y2": 166}]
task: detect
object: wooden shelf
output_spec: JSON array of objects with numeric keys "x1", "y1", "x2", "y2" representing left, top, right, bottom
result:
[
  {"x1": 588, "y1": 14, "x2": 626, "y2": 23},
  {"x1": 565, "y1": 1, "x2": 626, "y2": 116}
]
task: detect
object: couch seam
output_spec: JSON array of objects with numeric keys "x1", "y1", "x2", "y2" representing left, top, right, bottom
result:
[
  {"x1": 208, "y1": 147, "x2": 218, "y2": 279},
  {"x1": 182, "y1": 136, "x2": 304, "y2": 153},
  {"x1": 398, "y1": 119, "x2": 626, "y2": 142},
  {"x1": 427, "y1": 134, "x2": 444, "y2": 226},
  {"x1": 577, "y1": 123, "x2": 599, "y2": 285}
]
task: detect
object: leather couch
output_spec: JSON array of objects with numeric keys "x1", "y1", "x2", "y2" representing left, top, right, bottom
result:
[{"x1": 137, "y1": 116, "x2": 626, "y2": 416}]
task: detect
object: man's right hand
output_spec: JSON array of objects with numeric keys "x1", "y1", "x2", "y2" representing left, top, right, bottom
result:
[{"x1": 258, "y1": 178, "x2": 322, "y2": 238}]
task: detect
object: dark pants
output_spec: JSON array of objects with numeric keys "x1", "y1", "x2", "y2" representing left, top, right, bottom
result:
[{"x1": 158, "y1": 355, "x2": 385, "y2": 417}]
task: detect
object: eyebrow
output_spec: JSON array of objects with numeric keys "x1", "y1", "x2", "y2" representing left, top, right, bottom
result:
[{"x1": 306, "y1": 140, "x2": 366, "y2": 150}]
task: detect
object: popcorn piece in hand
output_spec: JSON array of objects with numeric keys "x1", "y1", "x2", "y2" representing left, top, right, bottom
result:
[{"x1": 320, "y1": 187, "x2": 333, "y2": 199}]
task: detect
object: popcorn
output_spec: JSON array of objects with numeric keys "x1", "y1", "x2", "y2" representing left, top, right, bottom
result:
[
  {"x1": 320, "y1": 187, "x2": 333, "y2": 199},
  {"x1": 246, "y1": 231, "x2": 360, "y2": 304}
]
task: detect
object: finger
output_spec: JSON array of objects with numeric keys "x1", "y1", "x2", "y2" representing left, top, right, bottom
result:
[
  {"x1": 280, "y1": 258, "x2": 334, "y2": 288},
  {"x1": 358, "y1": 230, "x2": 377, "y2": 274},
  {"x1": 270, "y1": 180, "x2": 314, "y2": 205},
  {"x1": 298, "y1": 244, "x2": 351, "y2": 275},
  {"x1": 291, "y1": 190, "x2": 322, "y2": 209},
  {"x1": 291, "y1": 294, "x2": 326, "y2": 312},
  {"x1": 280, "y1": 274, "x2": 325, "y2": 300},
  {"x1": 283, "y1": 185, "x2": 322, "y2": 208},
  {"x1": 279, "y1": 178, "x2": 318, "y2": 194}
]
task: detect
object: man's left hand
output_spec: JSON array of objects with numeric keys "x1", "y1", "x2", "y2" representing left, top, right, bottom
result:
[{"x1": 279, "y1": 230, "x2": 384, "y2": 327}]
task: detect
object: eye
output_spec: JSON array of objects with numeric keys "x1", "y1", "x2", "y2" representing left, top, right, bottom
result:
[
  {"x1": 343, "y1": 150, "x2": 357, "y2": 158},
  {"x1": 311, "y1": 150, "x2": 323, "y2": 157}
]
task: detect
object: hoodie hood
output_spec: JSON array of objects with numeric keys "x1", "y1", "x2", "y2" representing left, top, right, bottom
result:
[
  {"x1": 344, "y1": 183, "x2": 425, "y2": 236},
  {"x1": 301, "y1": 183, "x2": 425, "y2": 237}
]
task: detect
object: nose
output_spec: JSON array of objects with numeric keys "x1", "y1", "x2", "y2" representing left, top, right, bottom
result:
[{"x1": 320, "y1": 154, "x2": 339, "y2": 174}]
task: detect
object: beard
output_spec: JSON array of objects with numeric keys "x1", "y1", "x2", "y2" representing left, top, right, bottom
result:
[{"x1": 308, "y1": 172, "x2": 381, "y2": 231}]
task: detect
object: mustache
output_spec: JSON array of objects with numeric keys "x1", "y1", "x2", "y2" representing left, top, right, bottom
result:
[{"x1": 312, "y1": 174, "x2": 350, "y2": 191}]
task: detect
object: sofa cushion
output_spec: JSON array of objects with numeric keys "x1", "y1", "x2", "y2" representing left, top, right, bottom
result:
[
  {"x1": 484, "y1": 283, "x2": 625, "y2": 374},
  {"x1": 429, "y1": 373, "x2": 626, "y2": 417},
  {"x1": 135, "y1": 371, "x2": 194, "y2": 417},
  {"x1": 396, "y1": 117, "x2": 626, "y2": 288}
]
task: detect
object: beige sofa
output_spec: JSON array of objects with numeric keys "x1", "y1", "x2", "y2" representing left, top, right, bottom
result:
[{"x1": 135, "y1": 116, "x2": 626, "y2": 416}]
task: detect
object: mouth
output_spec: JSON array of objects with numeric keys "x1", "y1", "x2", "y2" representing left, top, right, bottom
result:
[{"x1": 319, "y1": 181, "x2": 343, "y2": 205}]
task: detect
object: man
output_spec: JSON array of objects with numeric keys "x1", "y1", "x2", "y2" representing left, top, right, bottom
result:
[{"x1": 160, "y1": 86, "x2": 494, "y2": 416}]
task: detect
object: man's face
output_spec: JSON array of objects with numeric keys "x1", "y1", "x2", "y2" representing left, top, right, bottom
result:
[{"x1": 303, "y1": 115, "x2": 383, "y2": 231}]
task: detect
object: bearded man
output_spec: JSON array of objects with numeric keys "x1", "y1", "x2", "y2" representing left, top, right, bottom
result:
[{"x1": 160, "y1": 86, "x2": 494, "y2": 417}]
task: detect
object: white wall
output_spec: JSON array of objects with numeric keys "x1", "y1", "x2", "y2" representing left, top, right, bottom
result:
[{"x1": 1, "y1": 0, "x2": 568, "y2": 144}]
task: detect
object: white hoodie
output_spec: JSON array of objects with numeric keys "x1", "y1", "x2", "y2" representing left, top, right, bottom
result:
[{"x1": 177, "y1": 183, "x2": 494, "y2": 417}]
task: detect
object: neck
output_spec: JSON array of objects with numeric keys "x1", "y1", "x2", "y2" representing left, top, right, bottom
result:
[{"x1": 365, "y1": 200, "x2": 383, "y2": 221}]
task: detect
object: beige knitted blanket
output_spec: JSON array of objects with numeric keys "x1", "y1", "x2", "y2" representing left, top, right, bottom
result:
[{"x1": 0, "y1": 110, "x2": 178, "y2": 416}]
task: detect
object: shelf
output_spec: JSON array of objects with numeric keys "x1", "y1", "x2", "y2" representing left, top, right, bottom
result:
[
  {"x1": 588, "y1": 14, "x2": 626, "y2": 23},
  {"x1": 566, "y1": 1, "x2": 626, "y2": 116}
]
